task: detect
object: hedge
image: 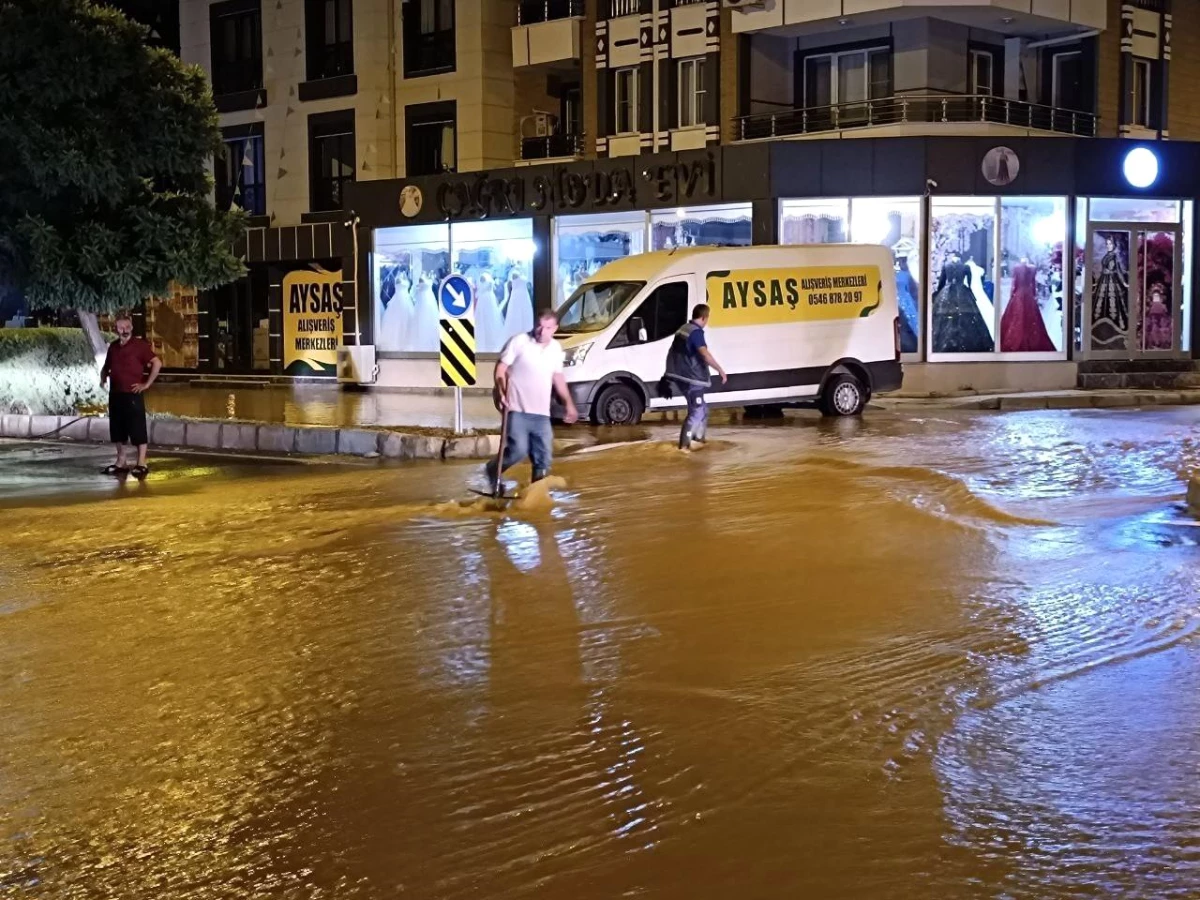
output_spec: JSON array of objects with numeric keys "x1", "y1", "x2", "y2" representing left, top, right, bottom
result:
[{"x1": 0, "y1": 327, "x2": 107, "y2": 415}]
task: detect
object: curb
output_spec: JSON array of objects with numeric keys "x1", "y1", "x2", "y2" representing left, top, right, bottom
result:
[
  {"x1": 887, "y1": 390, "x2": 1200, "y2": 412},
  {"x1": 0, "y1": 414, "x2": 503, "y2": 462}
]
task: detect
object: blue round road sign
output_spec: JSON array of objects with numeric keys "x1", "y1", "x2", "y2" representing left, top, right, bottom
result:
[{"x1": 438, "y1": 274, "x2": 474, "y2": 319}]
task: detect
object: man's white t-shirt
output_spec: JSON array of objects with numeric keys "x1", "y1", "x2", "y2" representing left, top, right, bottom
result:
[{"x1": 500, "y1": 332, "x2": 565, "y2": 416}]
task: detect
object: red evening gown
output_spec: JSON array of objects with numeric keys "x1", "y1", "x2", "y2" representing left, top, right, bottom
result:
[{"x1": 1000, "y1": 263, "x2": 1055, "y2": 352}]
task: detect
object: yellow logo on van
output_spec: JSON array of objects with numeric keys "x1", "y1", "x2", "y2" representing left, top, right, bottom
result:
[{"x1": 706, "y1": 266, "x2": 882, "y2": 326}]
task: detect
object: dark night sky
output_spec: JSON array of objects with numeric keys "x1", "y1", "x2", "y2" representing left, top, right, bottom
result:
[{"x1": 106, "y1": 0, "x2": 181, "y2": 54}]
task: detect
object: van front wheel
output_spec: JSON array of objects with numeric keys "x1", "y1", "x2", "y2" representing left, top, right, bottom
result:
[
  {"x1": 593, "y1": 383, "x2": 644, "y2": 426},
  {"x1": 819, "y1": 373, "x2": 868, "y2": 417}
]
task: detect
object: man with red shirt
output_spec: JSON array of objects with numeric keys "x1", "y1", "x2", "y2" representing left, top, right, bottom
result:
[{"x1": 99, "y1": 315, "x2": 161, "y2": 479}]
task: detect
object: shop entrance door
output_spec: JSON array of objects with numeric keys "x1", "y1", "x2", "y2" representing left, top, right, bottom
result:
[{"x1": 1082, "y1": 223, "x2": 1183, "y2": 358}]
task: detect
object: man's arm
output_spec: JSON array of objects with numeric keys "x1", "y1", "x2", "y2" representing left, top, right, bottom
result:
[
  {"x1": 494, "y1": 360, "x2": 511, "y2": 408},
  {"x1": 552, "y1": 372, "x2": 579, "y2": 424},
  {"x1": 99, "y1": 346, "x2": 111, "y2": 387},
  {"x1": 699, "y1": 346, "x2": 728, "y2": 385},
  {"x1": 132, "y1": 354, "x2": 162, "y2": 394}
]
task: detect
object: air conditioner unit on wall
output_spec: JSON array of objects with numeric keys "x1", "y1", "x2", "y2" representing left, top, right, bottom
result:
[{"x1": 337, "y1": 345, "x2": 379, "y2": 385}]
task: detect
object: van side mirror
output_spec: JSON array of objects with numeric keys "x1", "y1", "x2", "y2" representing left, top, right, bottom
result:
[{"x1": 629, "y1": 316, "x2": 648, "y2": 343}]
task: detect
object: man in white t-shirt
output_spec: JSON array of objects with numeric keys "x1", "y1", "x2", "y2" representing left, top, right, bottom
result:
[{"x1": 487, "y1": 310, "x2": 579, "y2": 490}]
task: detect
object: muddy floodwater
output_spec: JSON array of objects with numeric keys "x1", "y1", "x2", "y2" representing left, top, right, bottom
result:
[{"x1": 2, "y1": 408, "x2": 1199, "y2": 898}]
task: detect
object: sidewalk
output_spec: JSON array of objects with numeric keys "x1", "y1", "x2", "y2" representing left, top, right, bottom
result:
[{"x1": 3, "y1": 386, "x2": 1198, "y2": 464}]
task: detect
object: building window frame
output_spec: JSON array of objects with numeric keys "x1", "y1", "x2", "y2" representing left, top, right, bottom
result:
[
  {"x1": 307, "y1": 109, "x2": 356, "y2": 213},
  {"x1": 678, "y1": 56, "x2": 706, "y2": 128},
  {"x1": 216, "y1": 123, "x2": 266, "y2": 217},
  {"x1": 1132, "y1": 57, "x2": 1153, "y2": 128},
  {"x1": 403, "y1": 0, "x2": 455, "y2": 79},
  {"x1": 406, "y1": 100, "x2": 457, "y2": 176},
  {"x1": 801, "y1": 44, "x2": 891, "y2": 109},
  {"x1": 970, "y1": 48, "x2": 995, "y2": 97},
  {"x1": 614, "y1": 66, "x2": 639, "y2": 135},
  {"x1": 305, "y1": 0, "x2": 354, "y2": 82},
  {"x1": 209, "y1": 0, "x2": 263, "y2": 97},
  {"x1": 1051, "y1": 49, "x2": 1084, "y2": 111}
]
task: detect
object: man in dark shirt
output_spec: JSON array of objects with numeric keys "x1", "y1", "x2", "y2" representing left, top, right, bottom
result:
[
  {"x1": 99, "y1": 315, "x2": 161, "y2": 478},
  {"x1": 664, "y1": 303, "x2": 727, "y2": 451}
]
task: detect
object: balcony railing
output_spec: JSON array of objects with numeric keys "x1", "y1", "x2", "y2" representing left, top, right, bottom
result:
[
  {"x1": 605, "y1": 0, "x2": 650, "y2": 18},
  {"x1": 520, "y1": 131, "x2": 585, "y2": 161},
  {"x1": 517, "y1": 0, "x2": 583, "y2": 25},
  {"x1": 735, "y1": 93, "x2": 1098, "y2": 141}
]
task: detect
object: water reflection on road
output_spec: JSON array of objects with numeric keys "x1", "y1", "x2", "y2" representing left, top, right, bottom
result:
[{"x1": 1, "y1": 407, "x2": 1198, "y2": 898}]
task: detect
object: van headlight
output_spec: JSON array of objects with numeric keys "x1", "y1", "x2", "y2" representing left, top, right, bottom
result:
[{"x1": 563, "y1": 342, "x2": 592, "y2": 368}]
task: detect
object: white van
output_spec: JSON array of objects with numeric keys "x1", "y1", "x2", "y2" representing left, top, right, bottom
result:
[{"x1": 553, "y1": 244, "x2": 903, "y2": 425}]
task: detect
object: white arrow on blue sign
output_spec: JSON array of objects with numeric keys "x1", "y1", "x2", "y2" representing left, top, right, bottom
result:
[{"x1": 438, "y1": 274, "x2": 474, "y2": 319}]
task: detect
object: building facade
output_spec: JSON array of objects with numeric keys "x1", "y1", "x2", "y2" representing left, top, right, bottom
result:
[{"x1": 175, "y1": 0, "x2": 1200, "y2": 396}]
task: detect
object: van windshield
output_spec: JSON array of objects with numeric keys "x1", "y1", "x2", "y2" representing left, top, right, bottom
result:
[{"x1": 556, "y1": 281, "x2": 645, "y2": 335}]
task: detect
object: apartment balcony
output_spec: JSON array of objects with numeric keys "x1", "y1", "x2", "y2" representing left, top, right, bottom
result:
[
  {"x1": 517, "y1": 130, "x2": 586, "y2": 164},
  {"x1": 735, "y1": 93, "x2": 1098, "y2": 142},
  {"x1": 513, "y1": 0, "x2": 583, "y2": 68},
  {"x1": 730, "y1": 0, "x2": 1106, "y2": 35}
]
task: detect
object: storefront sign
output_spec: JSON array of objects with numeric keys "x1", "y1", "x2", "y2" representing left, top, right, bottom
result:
[
  {"x1": 706, "y1": 266, "x2": 883, "y2": 326},
  {"x1": 429, "y1": 153, "x2": 719, "y2": 221},
  {"x1": 982, "y1": 146, "x2": 1019, "y2": 187},
  {"x1": 399, "y1": 185, "x2": 423, "y2": 218},
  {"x1": 283, "y1": 267, "x2": 344, "y2": 376}
]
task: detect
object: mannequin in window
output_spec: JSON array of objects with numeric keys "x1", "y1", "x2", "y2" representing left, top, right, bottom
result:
[
  {"x1": 412, "y1": 272, "x2": 439, "y2": 352},
  {"x1": 932, "y1": 253, "x2": 994, "y2": 353},
  {"x1": 1000, "y1": 257, "x2": 1055, "y2": 352},
  {"x1": 505, "y1": 266, "x2": 534, "y2": 339},
  {"x1": 378, "y1": 264, "x2": 409, "y2": 353},
  {"x1": 1144, "y1": 283, "x2": 1172, "y2": 351},
  {"x1": 965, "y1": 255, "x2": 996, "y2": 341},
  {"x1": 894, "y1": 252, "x2": 919, "y2": 354},
  {"x1": 474, "y1": 271, "x2": 506, "y2": 354},
  {"x1": 1091, "y1": 235, "x2": 1129, "y2": 344}
]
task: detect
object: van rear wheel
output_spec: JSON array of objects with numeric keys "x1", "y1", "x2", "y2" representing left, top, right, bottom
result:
[
  {"x1": 819, "y1": 373, "x2": 868, "y2": 417},
  {"x1": 593, "y1": 383, "x2": 644, "y2": 426}
]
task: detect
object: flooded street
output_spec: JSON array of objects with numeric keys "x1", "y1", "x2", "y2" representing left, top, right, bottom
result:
[{"x1": 2, "y1": 407, "x2": 1199, "y2": 898}]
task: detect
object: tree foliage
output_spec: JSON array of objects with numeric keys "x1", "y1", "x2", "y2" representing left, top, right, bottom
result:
[{"x1": 0, "y1": 0, "x2": 244, "y2": 313}]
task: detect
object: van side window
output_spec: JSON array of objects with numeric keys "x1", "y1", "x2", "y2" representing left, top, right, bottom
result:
[{"x1": 609, "y1": 280, "x2": 691, "y2": 348}]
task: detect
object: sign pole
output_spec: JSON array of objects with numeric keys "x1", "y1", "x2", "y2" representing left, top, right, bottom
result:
[{"x1": 437, "y1": 274, "x2": 477, "y2": 435}]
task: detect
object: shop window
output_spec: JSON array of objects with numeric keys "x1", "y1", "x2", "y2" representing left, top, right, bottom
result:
[
  {"x1": 308, "y1": 109, "x2": 355, "y2": 212},
  {"x1": 678, "y1": 57, "x2": 706, "y2": 128},
  {"x1": 403, "y1": 0, "x2": 455, "y2": 78},
  {"x1": 306, "y1": 0, "x2": 354, "y2": 82},
  {"x1": 929, "y1": 198, "x2": 998, "y2": 356},
  {"x1": 406, "y1": 101, "x2": 456, "y2": 176},
  {"x1": 997, "y1": 197, "x2": 1067, "y2": 353},
  {"x1": 373, "y1": 224, "x2": 450, "y2": 354},
  {"x1": 209, "y1": 0, "x2": 262, "y2": 96},
  {"x1": 451, "y1": 220, "x2": 537, "y2": 354},
  {"x1": 930, "y1": 197, "x2": 1070, "y2": 358},
  {"x1": 1088, "y1": 198, "x2": 1180, "y2": 224},
  {"x1": 618, "y1": 281, "x2": 690, "y2": 347},
  {"x1": 1183, "y1": 201, "x2": 1194, "y2": 353},
  {"x1": 615, "y1": 67, "x2": 639, "y2": 134},
  {"x1": 651, "y1": 203, "x2": 752, "y2": 251},
  {"x1": 780, "y1": 197, "x2": 922, "y2": 354},
  {"x1": 970, "y1": 49, "x2": 995, "y2": 96},
  {"x1": 216, "y1": 124, "x2": 265, "y2": 216},
  {"x1": 553, "y1": 211, "x2": 647, "y2": 309}
]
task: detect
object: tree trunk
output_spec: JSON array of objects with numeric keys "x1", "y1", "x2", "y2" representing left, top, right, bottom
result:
[{"x1": 77, "y1": 310, "x2": 107, "y2": 366}]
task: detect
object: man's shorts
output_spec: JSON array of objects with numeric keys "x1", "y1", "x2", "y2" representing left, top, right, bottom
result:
[{"x1": 109, "y1": 391, "x2": 149, "y2": 446}]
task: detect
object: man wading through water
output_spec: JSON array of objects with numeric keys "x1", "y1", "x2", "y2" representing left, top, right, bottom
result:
[
  {"x1": 100, "y1": 315, "x2": 162, "y2": 479},
  {"x1": 664, "y1": 303, "x2": 727, "y2": 450},
  {"x1": 487, "y1": 310, "x2": 579, "y2": 492}
]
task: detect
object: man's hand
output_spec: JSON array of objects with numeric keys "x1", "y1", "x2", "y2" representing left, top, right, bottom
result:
[
  {"x1": 100, "y1": 374, "x2": 108, "y2": 389},
  {"x1": 719, "y1": 369, "x2": 728, "y2": 385},
  {"x1": 562, "y1": 404, "x2": 579, "y2": 425},
  {"x1": 131, "y1": 382, "x2": 148, "y2": 394}
]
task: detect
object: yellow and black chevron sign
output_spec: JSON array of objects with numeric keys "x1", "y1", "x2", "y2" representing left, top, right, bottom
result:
[{"x1": 440, "y1": 317, "x2": 477, "y2": 387}]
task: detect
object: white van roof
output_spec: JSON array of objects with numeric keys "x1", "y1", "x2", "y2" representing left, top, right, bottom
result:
[{"x1": 584, "y1": 244, "x2": 894, "y2": 284}]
